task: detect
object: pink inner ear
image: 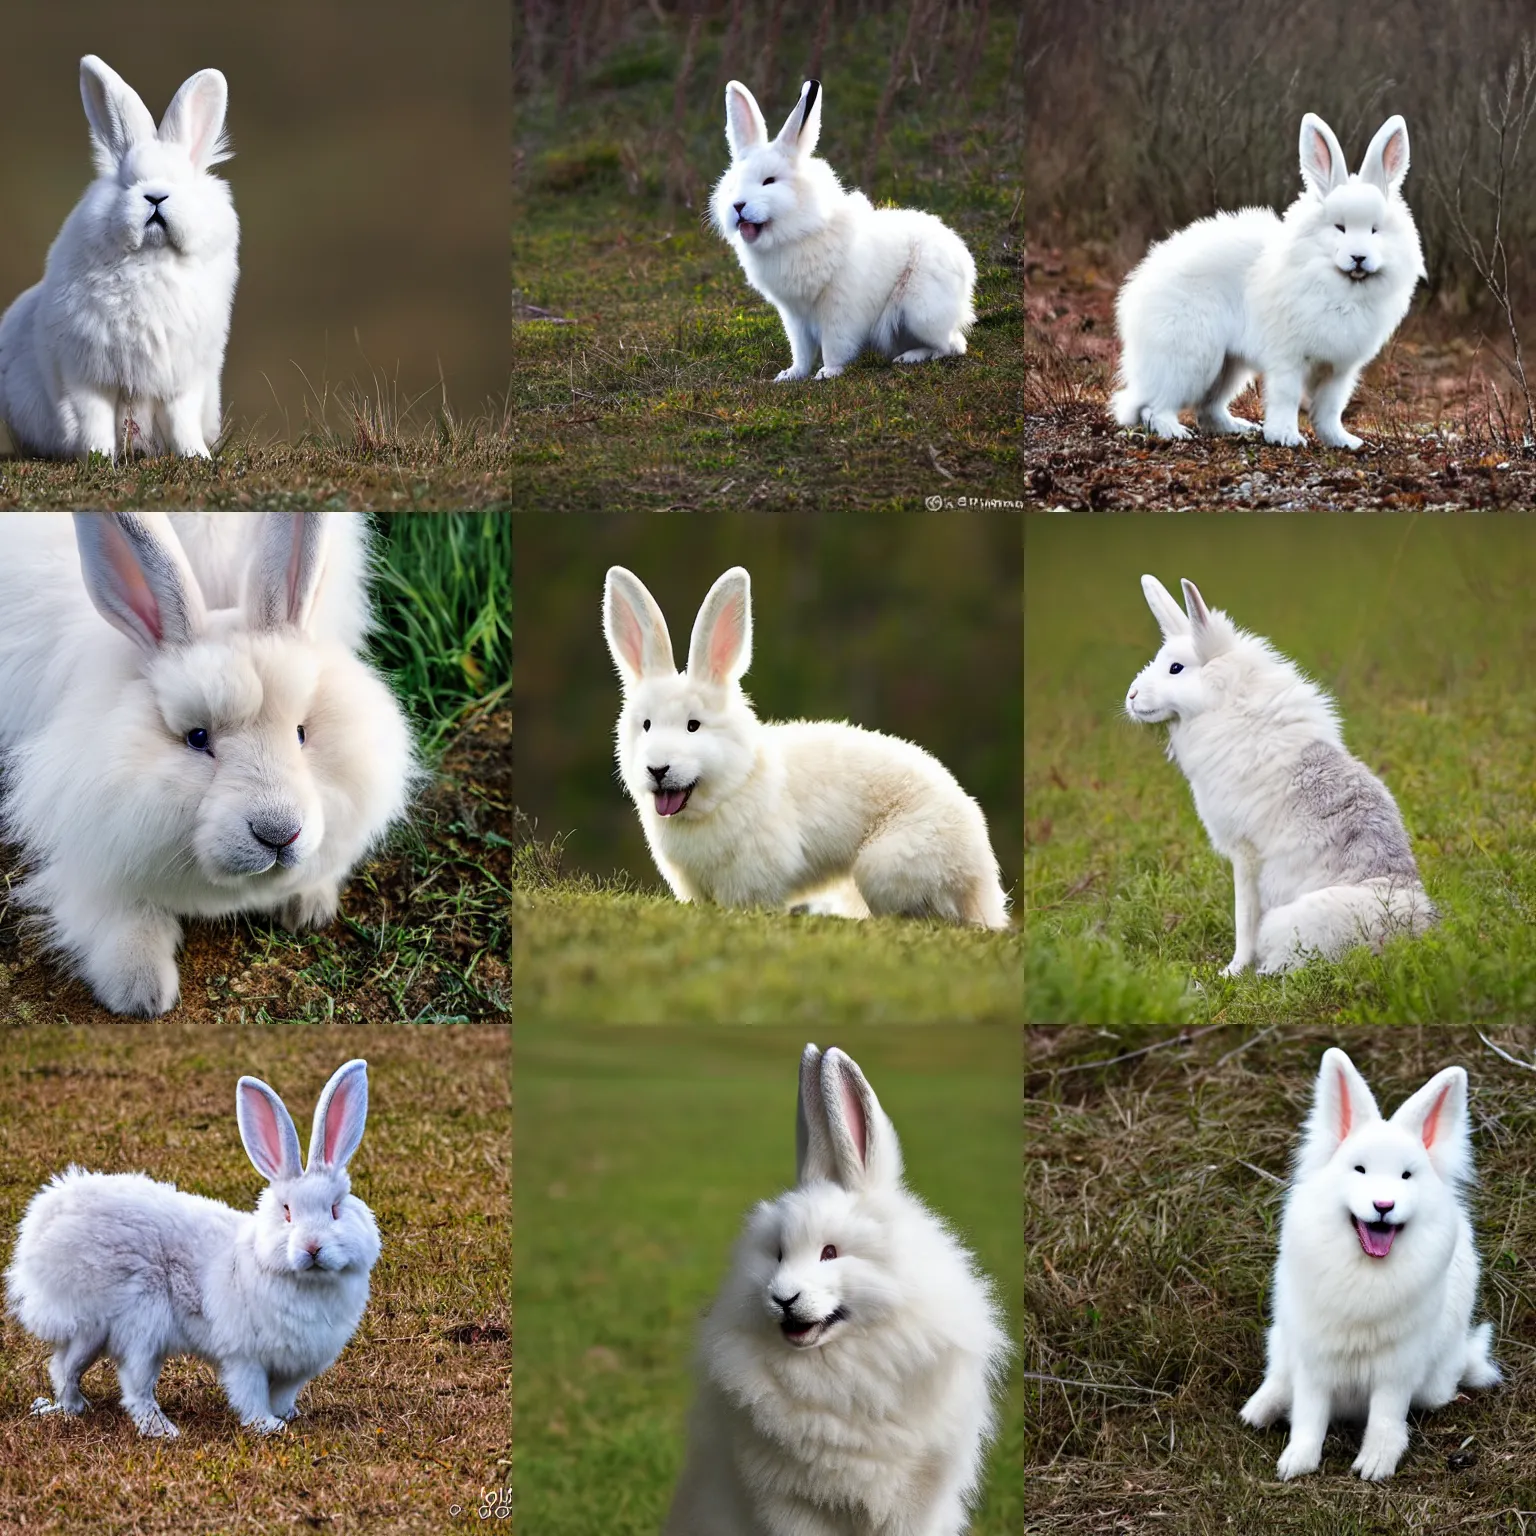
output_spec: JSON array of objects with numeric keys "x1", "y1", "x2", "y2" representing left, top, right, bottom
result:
[
  {"x1": 104, "y1": 533, "x2": 163, "y2": 642},
  {"x1": 244, "y1": 1091, "x2": 285, "y2": 1173},
  {"x1": 613, "y1": 598, "x2": 644, "y2": 672},
  {"x1": 709, "y1": 594, "x2": 743, "y2": 678},
  {"x1": 323, "y1": 1078, "x2": 360, "y2": 1164},
  {"x1": 1336, "y1": 1065, "x2": 1353, "y2": 1139},
  {"x1": 837, "y1": 1067, "x2": 867, "y2": 1167},
  {"x1": 1382, "y1": 130, "x2": 1407, "y2": 180},
  {"x1": 1422, "y1": 1082, "x2": 1453, "y2": 1150},
  {"x1": 1307, "y1": 130, "x2": 1334, "y2": 182}
]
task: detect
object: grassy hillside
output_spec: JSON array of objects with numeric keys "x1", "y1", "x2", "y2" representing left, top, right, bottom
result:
[
  {"x1": 518, "y1": 1021, "x2": 1022, "y2": 1536},
  {"x1": 1025, "y1": 514, "x2": 1536, "y2": 1025}
]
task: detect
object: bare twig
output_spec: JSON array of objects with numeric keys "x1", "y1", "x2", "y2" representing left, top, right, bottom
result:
[
  {"x1": 1022, "y1": 1371, "x2": 1175, "y2": 1398},
  {"x1": 1235, "y1": 1158, "x2": 1286, "y2": 1187},
  {"x1": 1478, "y1": 1031, "x2": 1536, "y2": 1073},
  {"x1": 1214, "y1": 1021, "x2": 1282, "y2": 1067},
  {"x1": 1047, "y1": 1023, "x2": 1231, "y2": 1076}
]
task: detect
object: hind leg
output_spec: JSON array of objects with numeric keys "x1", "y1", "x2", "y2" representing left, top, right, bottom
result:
[
  {"x1": 850, "y1": 836, "x2": 968, "y2": 925},
  {"x1": 32, "y1": 1330, "x2": 107, "y2": 1417},
  {"x1": 1196, "y1": 357, "x2": 1259, "y2": 434},
  {"x1": 116, "y1": 1344, "x2": 179, "y2": 1438},
  {"x1": 1307, "y1": 366, "x2": 1365, "y2": 451}
]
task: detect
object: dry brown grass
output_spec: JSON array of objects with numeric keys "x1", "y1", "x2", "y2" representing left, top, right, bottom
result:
[{"x1": 1026, "y1": 1026, "x2": 1536, "y2": 1532}]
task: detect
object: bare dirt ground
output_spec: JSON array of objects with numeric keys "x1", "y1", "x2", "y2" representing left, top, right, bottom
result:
[{"x1": 1024, "y1": 244, "x2": 1536, "y2": 510}]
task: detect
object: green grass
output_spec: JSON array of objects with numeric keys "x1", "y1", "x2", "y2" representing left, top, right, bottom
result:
[
  {"x1": 1025, "y1": 514, "x2": 1536, "y2": 1025},
  {"x1": 514, "y1": 834, "x2": 1023, "y2": 1024},
  {"x1": 517, "y1": 1021, "x2": 1022, "y2": 1536},
  {"x1": 0, "y1": 1021, "x2": 509, "y2": 1534},
  {"x1": 510, "y1": 9, "x2": 1024, "y2": 509},
  {"x1": 1027, "y1": 1024, "x2": 1536, "y2": 1531}
]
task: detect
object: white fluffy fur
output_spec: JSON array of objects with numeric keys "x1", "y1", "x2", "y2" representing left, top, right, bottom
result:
[
  {"x1": 1111, "y1": 113, "x2": 1424, "y2": 449},
  {"x1": 710, "y1": 79, "x2": 976, "y2": 380},
  {"x1": 6, "y1": 1059, "x2": 381, "y2": 1438},
  {"x1": 665, "y1": 1045, "x2": 1010, "y2": 1535},
  {"x1": 0, "y1": 55, "x2": 239, "y2": 460},
  {"x1": 1126, "y1": 574, "x2": 1436, "y2": 973},
  {"x1": 603, "y1": 565, "x2": 1009, "y2": 929},
  {"x1": 0, "y1": 512, "x2": 416, "y2": 1016},
  {"x1": 1241, "y1": 1049, "x2": 1499, "y2": 1480}
]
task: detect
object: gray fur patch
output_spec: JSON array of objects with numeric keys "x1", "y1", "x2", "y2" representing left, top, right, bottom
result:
[{"x1": 1290, "y1": 740, "x2": 1421, "y2": 883}]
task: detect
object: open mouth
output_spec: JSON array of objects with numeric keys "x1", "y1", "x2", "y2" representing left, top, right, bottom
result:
[
  {"x1": 738, "y1": 218, "x2": 766, "y2": 244},
  {"x1": 1354, "y1": 1216, "x2": 1398, "y2": 1258},
  {"x1": 781, "y1": 1305, "x2": 847, "y2": 1347},
  {"x1": 653, "y1": 784, "x2": 694, "y2": 817},
  {"x1": 1346, "y1": 268, "x2": 1371, "y2": 281}
]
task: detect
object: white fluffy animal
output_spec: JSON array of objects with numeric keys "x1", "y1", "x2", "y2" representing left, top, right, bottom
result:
[
  {"x1": 1241, "y1": 1048, "x2": 1499, "y2": 1480},
  {"x1": 0, "y1": 512, "x2": 415, "y2": 1016},
  {"x1": 0, "y1": 55, "x2": 239, "y2": 460},
  {"x1": 1125, "y1": 574, "x2": 1435, "y2": 973},
  {"x1": 665, "y1": 1044, "x2": 1010, "y2": 1535},
  {"x1": 6, "y1": 1059, "x2": 381, "y2": 1438},
  {"x1": 711, "y1": 79, "x2": 976, "y2": 380},
  {"x1": 1111, "y1": 113, "x2": 1424, "y2": 449},
  {"x1": 602, "y1": 565, "x2": 1009, "y2": 928}
]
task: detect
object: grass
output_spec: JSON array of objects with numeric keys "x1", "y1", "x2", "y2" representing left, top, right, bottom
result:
[
  {"x1": 1025, "y1": 514, "x2": 1536, "y2": 1025},
  {"x1": 1026, "y1": 1024, "x2": 1536, "y2": 1531},
  {"x1": 516, "y1": 1021, "x2": 1023, "y2": 1536},
  {"x1": 513, "y1": 828, "x2": 1023, "y2": 1025},
  {"x1": 510, "y1": 10, "x2": 1024, "y2": 510},
  {"x1": 1, "y1": 513, "x2": 511, "y2": 1024},
  {"x1": 0, "y1": 1019, "x2": 509, "y2": 1534}
]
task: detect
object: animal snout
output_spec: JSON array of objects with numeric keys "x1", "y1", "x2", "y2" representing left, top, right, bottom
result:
[
  {"x1": 647, "y1": 764, "x2": 670, "y2": 785},
  {"x1": 1128, "y1": 687, "x2": 1138, "y2": 699},
  {"x1": 144, "y1": 192, "x2": 168, "y2": 207},
  {"x1": 733, "y1": 200, "x2": 746, "y2": 214},
  {"x1": 1373, "y1": 1199, "x2": 1395, "y2": 1216},
  {"x1": 771, "y1": 1291, "x2": 801, "y2": 1316},
  {"x1": 250, "y1": 816, "x2": 303, "y2": 851}
]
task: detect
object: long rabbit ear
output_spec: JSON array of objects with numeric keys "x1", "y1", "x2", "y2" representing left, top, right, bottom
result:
[
  {"x1": 73, "y1": 512, "x2": 207, "y2": 656},
  {"x1": 775, "y1": 79, "x2": 822, "y2": 157},
  {"x1": 796, "y1": 1043, "x2": 836, "y2": 1185},
  {"x1": 159, "y1": 67, "x2": 231, "y2": 171},
  {"x1": 1297, "y1": 1048, "x2": 1382, "y2": 1177},
  {"x1": 724, "y1": 80, "x2": 768, "y2": 159},
  {"x1": 1299, "y1": 113, "x2": 1349, "y2": 198},
  {"x1": 1140, "y1": 574, "x2": 1189, "y2": 640},
  {"x1": 1391, "y1": 1065, "x2": 1470, "y2": 1185},
  {"x1": 821, "y1": 1048, "x2": 903, "y2": 1193},
  {"x1": 604, "y1": 566, "x2": 676, "y2": 684},
  {"x1": 245, "y1": 512, "x2": 328, "y2": 632},
  {"x1": 309, "y1": 1059, "x2": 369, "y2": 1171},
  {"x1": 1359, "y1": 115, "x2": 1410, "y2": 197},
  {"x1": 687, "y1": 567, "x2": 752, "y2": 685},
  {"x1": 80, "y1": 56, "x2": 156, "y2": 174},
  {"x1": 237, "y1": 1076, "x2": 304, "y2": 1181}
]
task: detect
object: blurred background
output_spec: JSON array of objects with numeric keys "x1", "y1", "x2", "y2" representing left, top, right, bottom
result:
[
  {"x1": 1022, "y1": 0, "x2": 1536, "y2": 313},
  {"x1": 0, "y1": 1, "x2": 508, "y2": 441},
  {"x1": 515, "y1": 511, "x2": 1023, "y2": 898}
]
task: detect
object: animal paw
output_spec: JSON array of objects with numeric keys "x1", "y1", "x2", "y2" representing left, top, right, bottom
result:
[
  {"x1": 893, "y1": 347, "x2": 940, "y2": 365},
  {"x1": 1276, "y1": 1442, "x2": 1321, "y2": 1480},
  {"x1": 1220, "y1": 958, "x2": 1251, "y2": 978},
  {"x1": 774, "y1": 367, "x2": 810, "y2": 383},
  {"x1": 279, "y1": 884, "x2": 341, "y2": 932},
  {"x1": 1263, "y1": 426, "x2": 1307, "y2": 448},
  {"x1": 812, "y1": 365, "x2": 844, "y2": 380},
  {"x1": 1320, "y1": 430, "x2": 1365, "y2": 452},
  {"x1": 244, "y1": 1414, "x2": 289, "y2": 1435},
  {"x1": 30, "y1": 1396, "x2": 84, "y2": 1418},
  {"x1": 1352, "y1": 1438, "x2": 1405, "y2": 1481},
  {"x1": 131, "y1": 1404, "x2": 181, "y2": 1439}
]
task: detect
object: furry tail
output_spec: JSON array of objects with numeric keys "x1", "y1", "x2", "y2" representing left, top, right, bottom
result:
[{"x1": 1257, "y1": 879, "x2": 1438, "y2": 972}]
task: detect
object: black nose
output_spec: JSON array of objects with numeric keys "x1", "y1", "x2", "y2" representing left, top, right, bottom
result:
[
  {"x1": 734, "y1": 200, "x2": 746, "y2": 213},
  {"x1": 648, "y1": 765, "x2": 669, "y2": 785},
  {"x1": 250, "y1": 817, "x2": 302, "y2": 850},
  {"x1": 145, "y1": 192, "x2": 168, "y2": 206},
  {"x1": 771, "y1": 1291, "x2": 800, "y2": 1316},
  {"x1": 1374, "y1": 1199, "x2": 1395, "y2": 1215}
]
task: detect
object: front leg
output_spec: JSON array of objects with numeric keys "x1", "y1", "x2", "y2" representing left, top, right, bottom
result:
[
  {"x1": 51, "y1": 885, "x2": 183, "y2": 1016},
  {"x1": 1262, "y1": 371, "x2": 1307, "y2": 448},
  {"x1": 1275, "y1": 1368, "x2": 1332, "y2": 1480},
  {"x1": 159, "y1": 388, "x2": 213, "y2": 458},
  {"x1": 1221, "y1": 849, "x2": 1261, "y2": 976},
  {"x1": 813, "y1": 321, "x2": 863, "y2": 381},
  {"x1": 1308, "y1": 367, "x2": 1365, "y2": 451},
  {"x1": 1352, "y1": 1384, "x2": 1412, "y2": 1481},
  {"x1": 279, "y1": 880, "x2": 342, "y2": 932},
  {"x1": 268, "y1": 1377, "x2": 308, "y2": 1423},
  {"x1": 220, "y1": 1358, "x2": 286, "y2": 1434},
  {"x1": 57, "y1": 385, "x2": 119, "y2": 460},
  {"x1": 773, "y1": 308, "x2": 818, "y2": 382}
]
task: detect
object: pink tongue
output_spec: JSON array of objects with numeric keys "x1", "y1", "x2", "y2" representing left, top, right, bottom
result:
[
  {"x1": 739, "y1": 220, "x2": 761, "y2": 242},
  {"x1": 655, "y1": 788, "x2": 688, "y2": 817},
  {"x1": 1355, "y1": 1218, "x2": 1396, "y2": 1259}
]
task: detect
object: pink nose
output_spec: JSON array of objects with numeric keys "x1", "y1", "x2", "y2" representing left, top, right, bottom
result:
[
  {"x1": 1374, "y1": 1200, "x2": 1394, "y2": 1215},
  {"x1": 1128, "y1": 688, "x2": 1137, "y2": 698}
]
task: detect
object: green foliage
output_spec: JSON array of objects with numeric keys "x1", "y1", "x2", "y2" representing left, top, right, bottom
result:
[
  {"x1": 519, "y1": 1021, "x2": 1023, "y2": 1535},
  {"x1": 1026, "y1": 514, "x2": 1536, "y2": 1024}
]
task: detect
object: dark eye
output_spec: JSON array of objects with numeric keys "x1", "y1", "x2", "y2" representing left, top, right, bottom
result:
[
  {"x1": 1371, "y1": 226, "x2": 1379, "y2": 235},
  {"x1": 1402, "y1": 1170, "x2": 1411, "y2": 1180},
  {"x1": 642, "y1": 719, "x2": 651, "y2": 731},
  {"x1": 776, "y1": 1246, "x2": 783, "y2": 1263},
  {"x1": 297, "y1": 724, "x2": 306, "y2": 746},
  {"x1": 1354, "y1": 1165, "x2": 1365, "y2": 1174},
  {"x1": 687, "y1": 719, "x2": 700, "y2": 732},
  {"x1": 1335, "y1": 223, "x2": 1345, "y2": 233},
  {"x1": 1168, "y1": 663, "x2": 1183, "y2": 675},
  {"x1": 763, "y1": 176, "x2": 776, "y2": 185},
  {"x1": 820, "y1": 1244, "x2": 836, "y2": 1261},
  {"x1": 283, "y1": 1204, "x2": 291, "y2": 1222},
  {"x1": 185, "y1": 727, "x2": 210, "y2": 752}
]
